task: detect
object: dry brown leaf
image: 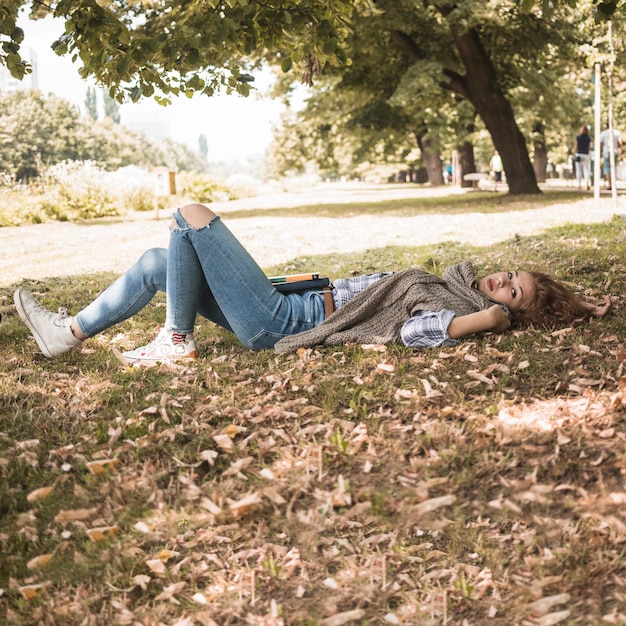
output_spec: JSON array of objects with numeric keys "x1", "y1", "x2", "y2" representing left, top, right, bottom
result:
[
  {"x1": 26, "y1": 553, "x2": 53, "y2": 570},
  {"x1": 534, "y1": 610, "x2": 571, "y2": 625},
  {"x1": 320, "y1": 609, "x2": 366, "y2": 625},
  {"x1": 222, "y1": 456, "x2": 254, "y2": 477},
  {"x1": 552, "y1": 327, "x2": 574, "y2": 337},
  {"x1": 133, "y1": 574, "x2": 151, "y2": 590},
  {"x1": 54, "y1": 508, "x2": 97, "y2": 525},
  {"x1": 414, "y1": 494, "x2": 456, "y2": 516},
  {"x1": 213, "y1": 434, "x2": 234, "y2": 451},
  {"x1": 420, "y1": 378, "x2": 443, "y2": 398},
  {"x1": 18, "y1": 582, "x2": 50, "y2": 600},
  {"x1": 26, "y1": 486, "x2": 54, "y2": 503},
  {"x1": 467, "y1": 370, "x2": 493, "y2": 385},
  {"x1": 192, "y1": 592, "x2": 209, "y2": 605},
  {"x1": 228, "y1": 492, "x2": 262, "y2": 516},
  {"x1": 85, "y1": 525, "x2": 119, "y2": 542},
  {"x1": 86, "y1": 458, "x2": 119, "y2": 475},
  {"x1": 200, "y1": 449, "x2": 219, "y2": 465},
  {"x1": 145, "y1": 558, "x2": 167, "y2": 576},
  {"x1": 16, "y1": 439, "x2": 39, "y2": 450},
  {"x1": 154, "y1": 581, "x2": 187, "y2": 603},
  {"x1": 527, "y1": 593, "x2": 571, "y2": 616},
  {"x1": 199, "y1": 497, "x2": 222, "y2": 515},
  {"x1": 361, "y1": 344, "x2": 387, "y2": 352},
  {"x1": 376, "y1": 361, "x2": 395, "y2": 372}
]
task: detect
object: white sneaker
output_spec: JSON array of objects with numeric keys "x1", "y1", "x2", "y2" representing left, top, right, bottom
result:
[
  {"x1": 121, "y1": 327, "x2": 198, "y2": 365},
  {"x1": 14, "y1": 289, "x2": 82, "y2": 358}
]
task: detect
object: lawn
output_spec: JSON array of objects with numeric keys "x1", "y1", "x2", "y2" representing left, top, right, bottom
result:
[{"x1": 1, "y1": 194, "x2": 626, "y2": 625}]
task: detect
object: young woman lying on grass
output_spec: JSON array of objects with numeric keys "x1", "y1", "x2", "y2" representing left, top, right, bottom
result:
[{"x1": 14, "y1": 203, "x2": 612, "y2": 365}]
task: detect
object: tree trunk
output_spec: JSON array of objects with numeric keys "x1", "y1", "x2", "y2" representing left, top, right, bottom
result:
[
  {"x1": 532, "y1": 122, "x2": 547, "y2": 183},
  {"x1": 416, "y1": 130, "x2": 444, "y2": 186},
  {"x1": 443, "y1": 28, "x2": 540, "y2": 195},
  {"x1": 457, "y1": 140, "x2": 476, "y2": 188},
  {"x1": 388, "y1": 22, "x2": 540, "y2": 195}
]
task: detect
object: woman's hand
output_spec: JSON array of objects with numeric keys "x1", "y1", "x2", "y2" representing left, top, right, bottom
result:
[
  {"x1": 487, "y1": 304, "x2": 512, "y2": 332},
  {"x1": 583, "y1": 295, "x2": 612, "y2": 317}
]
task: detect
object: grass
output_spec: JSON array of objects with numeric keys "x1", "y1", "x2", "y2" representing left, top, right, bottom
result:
[
  {"x1": 1, "y1": 192, "x2": 626, "y2": 624},
  {"x1": 221, "y1": 189, "x2": 584, "y2": 220}
]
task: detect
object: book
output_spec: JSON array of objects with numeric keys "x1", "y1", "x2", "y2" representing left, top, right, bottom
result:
[
  {"x1": 269, "y1": 273, "x2": 320, "y2": 284},
  {"x1": 272, "y1": 277, "x2": 330, "y2": 293}
]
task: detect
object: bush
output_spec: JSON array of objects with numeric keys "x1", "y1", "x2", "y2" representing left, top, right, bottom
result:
[
  {"x1": 176, "y1": 171, "x2": 234, "y2": 204},
  {"x1": 0, "y1": 161, "x2": 237, "y2": 226}
]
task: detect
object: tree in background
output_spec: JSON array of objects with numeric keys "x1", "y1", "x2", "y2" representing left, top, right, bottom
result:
[
  {"x1": 198, "y1": 134, "x2": 209, "y2": 161},
  {"x1": 2, "y1": 0, "x2": 622, "y2": 193},
  {"x1": 85, "y1": 86, "x2": 98, "y2": 121},
  {"x1": 0, "y1": 90, "x2": 207, "y2": 181},
  {"x1": 102, "y1": 89, "x2": 121, "y2": 124},
  {"x1": 269, "y1": 0, "x2": 617, "y2": 192}
]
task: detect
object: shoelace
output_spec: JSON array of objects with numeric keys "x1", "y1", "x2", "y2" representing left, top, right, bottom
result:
[
  {"x1": 31, "y1": 300, "x2": 68, "y2": 324},
  {"x1": 171, "y1": 332, "x2": 187, "y2": 345}
]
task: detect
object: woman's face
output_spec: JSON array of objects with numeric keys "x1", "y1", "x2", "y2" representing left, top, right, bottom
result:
[{"x1": 477, "y1": 271, "x2": 536, "y2": 312}]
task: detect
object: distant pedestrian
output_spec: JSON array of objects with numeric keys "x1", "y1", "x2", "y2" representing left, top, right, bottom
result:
[
  {"x1": 490, "y1": 150, "x2": 503, "y2": 189},
  {"x1": 599, "y1": 124, "x2": 623, "y2": 190},
  {"x1": 573, "y1": 124, "x2": 592, "y2": 190}
]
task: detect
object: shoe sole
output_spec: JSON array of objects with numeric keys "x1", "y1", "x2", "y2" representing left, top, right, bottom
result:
[
  {"x1": 113, "y1": 347, "x2": 198, "y2": 366},
  {"x1": 14, "y1": 289, "x2": 53, "y2": 358}
]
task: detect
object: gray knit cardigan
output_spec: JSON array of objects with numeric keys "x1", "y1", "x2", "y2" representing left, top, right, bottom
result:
[{"x1": 274, "y1": 261, "x2": 508, "y2": 354}]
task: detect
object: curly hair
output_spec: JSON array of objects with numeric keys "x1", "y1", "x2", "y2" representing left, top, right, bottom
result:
[{"x1": 513, "y1": 272, "x2": 590, "y2": 327}]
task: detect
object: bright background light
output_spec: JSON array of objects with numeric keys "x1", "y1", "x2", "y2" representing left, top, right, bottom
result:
[{"x1": 18, "y1": 13, "x2": 288, "y2": 163}]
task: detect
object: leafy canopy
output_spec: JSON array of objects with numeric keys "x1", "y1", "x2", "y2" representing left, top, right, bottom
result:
[
  {"x1": 516, "y1": 0, "x2": 624, "y2": 18},
  {"x1": 1, "y1": 0, "x2": 361, "y2": 102}
]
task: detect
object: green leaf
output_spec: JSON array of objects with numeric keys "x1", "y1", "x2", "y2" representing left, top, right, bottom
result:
[
  {"x1": 317, "y1": 20, "x2": 332, "y2": 36},
  {"x1": 323, "y1": 37, "x2": 338, "y2": 54},
  {"x1": 11, "y1": 27, "x2": 24, "y2": 44},
  {"x1": 280, "y1": 56, "x2": 293, "y2": 73}
]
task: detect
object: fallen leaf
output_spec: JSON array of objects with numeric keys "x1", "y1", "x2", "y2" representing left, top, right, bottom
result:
[
  {"x1": 528, "y1": 593, "x2": 571, "y2": 616},
  {"x1": 26, "y1": 486, "x2": 54, "y2": 503},
  {"x1": 535, "y1": 610, "x2": 571, "y2": 626},
  {"x1": 54, "y1": 508, "x2": 97, "y2": 526},
  {"x1": 320, "y1": 609, "x2": 366, "y2": 625},
  {"x1": 228, "y1": 492, "x2": 261, "y2": 516},
  {"x1": 213, "y1": 434, "x2": 233, "y2": 451},
  {"x1": 133, "y1": 574, "x2": 151, "y2": 590},
  {"x1": 145, "y1": 558, "x2": 167, "y2": 576},
  {"x1": 19, "y1": 583, "x2": 50, "y2": 600},
  {"x1": 86, "y1": 458, "x2": 119, "y2": 475},
  {"x1": 85, "y1": 525, "x2": 119, "y2": 542},
  {"x1": 414, "y1": 494, "x2": 456, "y2": 516},
  {"x1": 26, "y1": 554, "x2": 53, "y2": 570}
]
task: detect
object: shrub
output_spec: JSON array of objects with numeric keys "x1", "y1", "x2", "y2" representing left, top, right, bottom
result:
[{"x1": 176, "y1": 171, "x2": 234, "y2": 204}]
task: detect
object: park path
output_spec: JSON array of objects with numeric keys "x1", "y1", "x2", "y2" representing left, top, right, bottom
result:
[{"x1": 0, "y1": 181, "x2": 622, "y2": 289}]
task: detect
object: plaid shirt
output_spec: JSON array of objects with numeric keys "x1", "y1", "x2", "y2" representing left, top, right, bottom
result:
[{"x1": 331, "y1": 273, "x2": 458, "y2": 349}]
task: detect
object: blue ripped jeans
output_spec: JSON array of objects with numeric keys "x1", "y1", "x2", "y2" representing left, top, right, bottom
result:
[{"x1": 75, "y1": 210, "x2": 326, "y2": 349}]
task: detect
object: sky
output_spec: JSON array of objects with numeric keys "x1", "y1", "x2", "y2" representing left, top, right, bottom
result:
[{"x1": 17, "y1": 13, "x2": 294, "y2": 163}]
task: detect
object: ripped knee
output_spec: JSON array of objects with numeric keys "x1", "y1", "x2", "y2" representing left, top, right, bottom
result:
[{"x1": 179, "y1": 202, "x2": 216, "y2": 229}]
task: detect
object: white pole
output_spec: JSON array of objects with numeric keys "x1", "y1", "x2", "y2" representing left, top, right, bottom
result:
[
  {"x1": 608, "y1": 21, "x2": 618, "y2": 208},
  {"x1": 594, "y1": 62, "x2": 601, "y2": 202}
]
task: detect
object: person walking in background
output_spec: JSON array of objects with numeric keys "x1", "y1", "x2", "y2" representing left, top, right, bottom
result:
[
  {"x1": 489, "y1": 150, "x2": 503, "y2": 190},
  {"x1": 599, "y1": 123, "x2": 623, "y2": 190},
  {"x1": 573, "y1": 124, "x2": 592, "y2": 190}
]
